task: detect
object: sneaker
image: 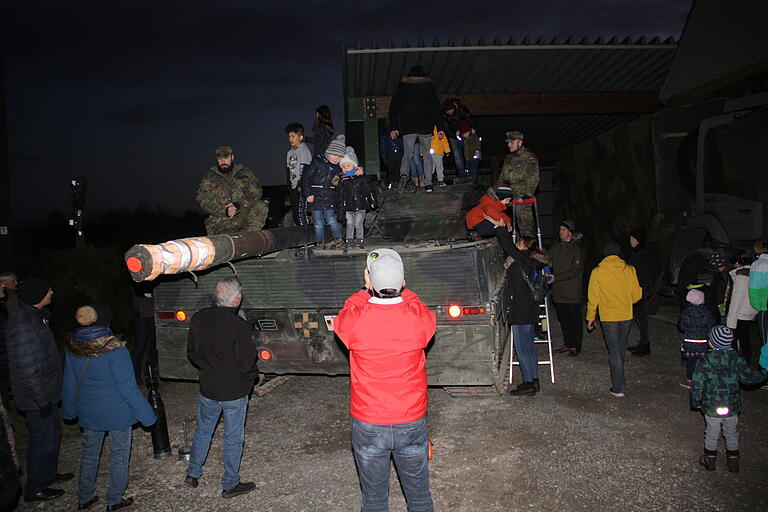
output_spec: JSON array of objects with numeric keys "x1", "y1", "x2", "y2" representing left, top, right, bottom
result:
[
  {"x1": 679, "y1": 379, "x2": 692, "y2": 389},
  {"x1": 105, "y1": 498, "x2": 134, "y2": 511},
  {"x1": 24, "y1": 488, "x2": 65, "y2": 502},
  {"x1": 425, "y1": 185, "x2": 433, "y2": 193},
  {"x1": 467, "y1": 231, "x2": 482, "y2": 242},
  {"x1": 77, "y1": 496, "x2": 99, "y2": 510},
  {"x1": 437, "y1": 181, "x2": 446, "y2": 187},
  {"x1": 609, "y1": 389, "x2": 625, "y2": 397},
  {"x1": 222, "y1": 482, "x2": 256, "y2": 499}
]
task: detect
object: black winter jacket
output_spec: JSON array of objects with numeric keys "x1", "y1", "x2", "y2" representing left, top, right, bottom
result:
[
  {"x1": 388, "y1": 76, "x2": 445, "y2": 135},
  {"x1": 6, "y1": 302, "x2": 62, "y2": 411},
  {"x1": 442, "y1": 99, "x2": 479, "y2": 138},
  {"x1": 629, "y1": 245, "x2": 653, "y2": 297},
  {"x1": 302, "y1": 156, "x2": 341, "y2": 211},
  {"x1": 305, "y1": 118, "x2": 335, "y2": 158},
  {"x1": 187, "y1": 306, "x2": 258, "y2": 401},
  {"x1": 338, "y1": 176, "x2": 376, "y2": 213},
  {"x1": 495, "y1": 227, "x2": 548, "y2": 325}
]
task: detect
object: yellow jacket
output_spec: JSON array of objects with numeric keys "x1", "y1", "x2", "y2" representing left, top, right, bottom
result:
[
  {"x1": 430, "y1": 127, "x2": 451, "y2": 156},
  {"x1": 586, "y1": 255, "x2": 642, "y2": 322}
]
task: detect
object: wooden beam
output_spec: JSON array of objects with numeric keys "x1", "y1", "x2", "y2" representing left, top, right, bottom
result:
[{"x1": 369, "y1": 91, "x2": 663, "y2": 118}]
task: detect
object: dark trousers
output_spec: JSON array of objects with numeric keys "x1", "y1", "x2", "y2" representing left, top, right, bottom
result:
[
  {"x1": 554, "y1": 302, "x2": 583, "y2": 350},
  {"x1": 386, "y1": 154, "x2": 403, "y2": 184},
  {"x1": 734, "y1": 319, "x2": 754, "y2": 365},
  {"x1": 632, "y1": 298, "x2": 650, "y2": 346},
  {"x1": 288, "y1": 186, "x2": 308, "y2": 226},
  {"x1": 131, "y1": 317, "x2": 158, "y2": 383},
  {"x1": 23, "y1": 408, "x2": 61, "y2": 495},
  {"x1": 471, "y1": 219, "x2": 497, "y2": 238}
]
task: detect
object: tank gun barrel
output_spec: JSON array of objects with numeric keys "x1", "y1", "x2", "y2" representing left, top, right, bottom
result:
[{"x1": 124, "y1": 226, "x2": 313, "y2": 282}]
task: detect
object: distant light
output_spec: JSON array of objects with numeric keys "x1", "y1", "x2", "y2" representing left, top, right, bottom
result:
[
  {"x1": 429, "y1": 148, "x2": 435, "y2": 154},
  {"x1": 716, "y1": 406, "x2": 730, "y2": 416}
]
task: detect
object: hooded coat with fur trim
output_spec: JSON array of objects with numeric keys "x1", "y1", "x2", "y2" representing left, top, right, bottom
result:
[{"x1": 62, "y1": 327, "x2": 155, "y2": 431}]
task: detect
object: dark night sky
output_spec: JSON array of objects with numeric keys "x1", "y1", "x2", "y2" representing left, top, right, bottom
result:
[{"x1": 2, "y1": 0, "x2": 691, "y2": 226}]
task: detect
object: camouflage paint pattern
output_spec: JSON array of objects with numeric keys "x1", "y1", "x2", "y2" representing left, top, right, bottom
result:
[
  {"x1": 196, "y1": 163, "x2": 269, "y2": 234},
  {"x1": 496, "y1": 147, "x2": 539, "y2": 237}
]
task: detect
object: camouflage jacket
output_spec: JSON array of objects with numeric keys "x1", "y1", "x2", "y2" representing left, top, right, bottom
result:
[
  {"x1": 691, "y1": 348, "x2": 767, "y2": 417},
  {"x1": 196, "y1": 163, "x2": 264, "y2": 219},
  {"x1": 496, "y1": 146, "x2": 539, "y2": 197}
]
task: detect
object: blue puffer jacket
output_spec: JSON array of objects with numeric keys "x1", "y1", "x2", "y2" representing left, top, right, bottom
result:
[
  {"x1": 302, "y1": 155, "x2": 341, "y2": 211},
  {"x1": 62, "y1": 325, "x2": 155, "y2": 431},
  {"x1": 6, "y1": 302, "x2": 62, "y2": 411}
]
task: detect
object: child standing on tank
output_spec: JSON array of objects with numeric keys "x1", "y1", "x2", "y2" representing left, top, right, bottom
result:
[
  {"x1": 459, "y1": 122, "x2": 481, "y2": 183},
  {"x1": 302, "y1": 134, "x2": 347, "y2": 249},
  {"x1": 338, "y1": 149, "x2": 376, "y2": 249},
  {"x1": 691, "y1": 325, "x2": 768, "y2": 472},
  {"x1": 678, "y1": 289, "x2": 718, "y2": 389}
]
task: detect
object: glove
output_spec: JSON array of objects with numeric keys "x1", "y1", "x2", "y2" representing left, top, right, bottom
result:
[
  {"x1": 39, "y1": 402, "x2": 53, "y2": 418},
  {"x1": 759, "y1": 342, "x2": 768, "y2": 371}
]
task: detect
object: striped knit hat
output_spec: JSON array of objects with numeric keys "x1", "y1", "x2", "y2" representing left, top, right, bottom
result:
[
  {"x1": 325, "y1": 134, "x2": 347, "y2": 158},
  {"x1": 709, "y1": 325, "x2": 734, "y2": 349}
]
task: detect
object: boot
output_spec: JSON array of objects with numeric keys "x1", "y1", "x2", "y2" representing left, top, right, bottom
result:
[
  {"x1": 533, "y1": 379, "x2": 540, "y2": 392},
  {"x1": 333, "y1": 237, "x2": 346, "y2": 250},
  {"x1": 356, "y1": 239, "x2": 365, "y2": 249},
  {"x1": 726, "y1": 450, "x2": 739, "y2": 473},
  {"x1": 699, "y1": 449, "x2": 717, "y2": 471},
  {"x1": 509, "y1": 381, "x2": 536, "y2": 396},
  {"x1": 630, "y1": 344, "x2": 651, "y2": 356}
]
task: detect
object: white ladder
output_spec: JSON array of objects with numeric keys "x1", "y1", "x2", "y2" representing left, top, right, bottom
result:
[{"x1": 508, "y1": 197, "x2": 556, "y2": 385}]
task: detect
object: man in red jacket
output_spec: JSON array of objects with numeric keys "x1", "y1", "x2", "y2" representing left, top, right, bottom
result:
[{"x1": 335, "y1": 249, "x2": 436, "y2": 512}]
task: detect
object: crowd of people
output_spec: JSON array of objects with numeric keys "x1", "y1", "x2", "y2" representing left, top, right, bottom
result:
[{"x1": 1, "y1": 64, "x2": 768, "y2": 511}]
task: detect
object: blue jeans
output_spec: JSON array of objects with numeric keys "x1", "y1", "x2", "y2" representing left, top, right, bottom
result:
[
  {"x1": 400, "y1": 134, "x2": 434, "y2": 185},
  {"x1": 187, "y1": 395, "x2": 248, "y2": 490},
  {"x1": 512, "y1": 324, "x2": 538, "y2": 382},
  {"x1": 23, "y1": 408, "x2": 62, "y2": 496},
  {"x1": 600, "y1": 320, "x2": 631, "y2": 393},
  {"x1": 351, "y1": 416, "x2": 434, "y2": 512},
  {"x1": 448, "y1": 137, "x2": 466, "y2": 173},
  {"x1": 312, "y1": 209, "x2": 342, "y2": 242},
  {"x1": 78, "y1": 428, "x2": 132, "y2": 506}
]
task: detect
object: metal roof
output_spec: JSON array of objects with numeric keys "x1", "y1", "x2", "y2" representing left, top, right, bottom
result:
[{"x1": 344, "y1": 36, "x2": 677, "y2": 97}]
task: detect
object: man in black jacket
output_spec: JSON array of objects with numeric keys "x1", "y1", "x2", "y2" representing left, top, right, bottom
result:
[
  {"x1": 184, "y1": 277, "x2": 259, "y2": 499},
  {"x1": 628, "y1": 228, "x2": 654, "y2": 356},
  {"x1": 6, "y1": 278, "x2": 73, "y2": 502},
  {"x1": 388, "y1": 65, "x2": 445, "y2": 192}
]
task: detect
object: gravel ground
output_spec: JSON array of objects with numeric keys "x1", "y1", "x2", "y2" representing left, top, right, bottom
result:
[{"x1": 11, "y1": 308, "x2": 768, "y2": 512}]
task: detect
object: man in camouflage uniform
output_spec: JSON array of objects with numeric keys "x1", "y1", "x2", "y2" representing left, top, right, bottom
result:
[
  {"x1": 495, "y1": 131, "x2": 539, "y2": 237},
  {"x1": 196, "y1": 146, "x2": 269, "y2": 235}
]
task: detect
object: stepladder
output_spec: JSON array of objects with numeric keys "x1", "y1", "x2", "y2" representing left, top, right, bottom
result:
[{"x1": 507, "y1": 197, "x2": 556, "y2": 385}]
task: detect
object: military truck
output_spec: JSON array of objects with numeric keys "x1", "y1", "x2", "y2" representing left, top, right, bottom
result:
[{"x1": 126, "y1": 184, "x2": 515, "y2": 394}]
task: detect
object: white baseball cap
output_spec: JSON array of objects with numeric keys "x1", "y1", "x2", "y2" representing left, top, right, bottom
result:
[{"x1": 366, "y1": 248, "x2": 404, "y2": 292}]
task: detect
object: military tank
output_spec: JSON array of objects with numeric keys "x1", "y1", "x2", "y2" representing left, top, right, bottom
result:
[{"x1": 125, "y1": 184, "x2": 513, "y2": 394}]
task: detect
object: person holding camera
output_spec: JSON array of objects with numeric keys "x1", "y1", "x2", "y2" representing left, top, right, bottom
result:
[{"x1": 335, "y1": 249, "x2": 436, "y2": 512}]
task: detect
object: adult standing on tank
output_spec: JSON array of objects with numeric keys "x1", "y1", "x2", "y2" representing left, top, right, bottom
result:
[
  {"x1": 388, "y1": 65, "x2": 445, "y2": 193},
  {"x1": 496, "y1": 131, "x2": 539, "y2": 237},
  {"x1": 304, "y1": 105, "x2": 336, "y2": 157},
  {"x1": 196, "y1": 145, "x2": 269, "y2": 235}
]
